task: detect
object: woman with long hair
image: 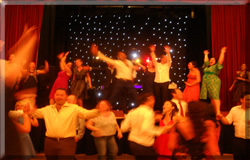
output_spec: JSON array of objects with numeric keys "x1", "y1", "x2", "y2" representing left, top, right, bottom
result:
[
  {"x1": 154, "y1": 101, "x2": 179, "y2": 160},
  {"x1": 49, "y1": 51, "x2": 72, "y2": 104}
]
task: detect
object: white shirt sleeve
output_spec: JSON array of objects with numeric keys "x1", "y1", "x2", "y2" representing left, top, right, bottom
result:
[
  {"x1": 8, "y1": 110, "x2": 23, "y2": 119},
  {"x1": 98, "y1": 51, "x2": 117, "y2": 67}
]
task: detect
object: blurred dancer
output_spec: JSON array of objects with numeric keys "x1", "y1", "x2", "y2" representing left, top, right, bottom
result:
[
  {"x1": 90, "y1": 43, "x2": 138, "y2": 113},
  {"x1": 121, "y1": 93, "x2": 176, "y2": 160},
  {"x1": 49, "y1": 51, "x2": 72, "y2": 104},
  {"x1": 169, "y1": 101, "x2": 221, "y2": 160},
  {"x1": 149, "y1": 45, "x2": 172, "y2": 111},
  {"x1": 154, "y1": 101, "x2": 179, "y2": 160},
  {"x1": 3, "y1": 25, "x2": 39, "y2": 89},
  {"x1": 8, "y1": 100, "x2": 39, "y2": 159},
  {"x1": 3, "y1": 25, "x2": 39, "y2": 159},
  {"x1": 14, "y1": 60, "x2": 49, "y2": 112}
]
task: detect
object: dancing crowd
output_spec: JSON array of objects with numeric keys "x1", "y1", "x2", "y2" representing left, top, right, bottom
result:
[{"x1": 3, "y1": 32, "x2": 250, "y2": 160}]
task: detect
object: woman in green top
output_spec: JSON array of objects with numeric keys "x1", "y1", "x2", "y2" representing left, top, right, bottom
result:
[{"x1": 200, "y1": 46, "x2": 227, "y2": 115}]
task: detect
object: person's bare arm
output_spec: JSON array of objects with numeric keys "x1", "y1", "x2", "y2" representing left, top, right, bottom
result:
[
  {"x1": 218, "y1": 46, "x2": 227, "y2": 65},
  {"x1": 164, "y1": 45, "x2": 172, "y2": 68},
  {"x1": 37, "y1": 60, "x2": 49, "y2": 75}
]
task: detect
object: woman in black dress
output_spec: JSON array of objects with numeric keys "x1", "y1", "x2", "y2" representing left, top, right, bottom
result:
[
  {"x1": 70, "y1": 58, "x2": 92, "y2": 106},
  {"x1": 229, "y1": 63, "x2": 250, "y2": 104}
]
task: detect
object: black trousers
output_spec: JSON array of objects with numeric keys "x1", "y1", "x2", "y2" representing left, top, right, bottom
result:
[
  {"x1": 233, "y1": 137, "x2": 250, "y2": 160},
  {"x1": 128, "y1": 141, "x2": 158, "y2": 160},
  {"x1": 153, "y1": 81, "x2": 170, "y2": 111},
  {"x1": 109, "y1": 79, "x2": 137, "y2": 113}
]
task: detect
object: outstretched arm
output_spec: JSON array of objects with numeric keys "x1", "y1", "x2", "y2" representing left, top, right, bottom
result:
[
  {"x1": 203, "y1": 50, "x2": 209, "y2": 62},
  {"x1": 149, "y1": 45, "x2": 157, "y2": 66},
  {"x1": 60, "y1": 51, "x2": 72, "y2": 76},
  {"x1": 218, "y1": 46, "x2": 227, "y2": 65},
  {"x1": 216, "y1": 113, "x2": 230, "y2": 125},
  {"x1": 90, "y1": 43, "x2": 116, "y2": 66},
  {"x1": 11, "y1": 103, "x2": 32, "y2": 133},
  {"x1": 37, "y1": 60, "x2": 49, "y2": 75},
  {"x1": 135, "y1": 61, "x2": 146, "y2": 71},
  {"x1": 164, "y1": 45, "x2": 172, "y2": 68}
]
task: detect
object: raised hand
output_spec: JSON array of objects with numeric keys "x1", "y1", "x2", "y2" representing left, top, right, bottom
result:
[
  {"x1": 90, "y1": 43, "x2": 98, "y2": 56},
  {"x1": 65, "y1": 51, "x2": 70, "y2": 57},
  {"x1": 149, "y1": 45, "x2": 156, "y2": 52},
  {"x1": 57, "y1": 52, "x2": 64, "y2": 60},
  {"x1": 221, "y1": 46, "x2": 227, "y2": 53},
  {"x1": 164, "y1": 45, "x2": 171, "y2": 53},
  {"x1": 203, "y1": 50, "x2": 209, "y2": 55}
]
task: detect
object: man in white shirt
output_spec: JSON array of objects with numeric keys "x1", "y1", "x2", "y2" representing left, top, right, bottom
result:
[
  {"x1": 149, "y1": 45, "x2": 172, "y2": 111},
  {"x1": 170, "y1": 88, "x2": 188, "y2": 117},
  {"x1": 34, "y1": 88, "x2": 98, "y2": 160},
  {"x1": 120, "y1": 92, "x2": 176, "y2": 160},
  {"x1": 90, "y1": 43, "x2": 138, "y2": 113},
  {"x1": 217, "y1": 92, "x2": 250, "y2": 160}
]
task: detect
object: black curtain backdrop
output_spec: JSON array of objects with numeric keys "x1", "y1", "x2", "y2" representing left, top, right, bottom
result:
[{"x1": 38, "y1": 5, "x2": 209, "y2": 90}]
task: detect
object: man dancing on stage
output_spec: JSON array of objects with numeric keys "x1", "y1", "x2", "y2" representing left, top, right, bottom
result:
[{"x1": 90, "y1": 43, "x2": 138, "y2": 113}]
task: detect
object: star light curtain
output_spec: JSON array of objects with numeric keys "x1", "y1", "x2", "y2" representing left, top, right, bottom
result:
[{"x1": 67, "y1": 7, "x2": 190, "y2": 98}]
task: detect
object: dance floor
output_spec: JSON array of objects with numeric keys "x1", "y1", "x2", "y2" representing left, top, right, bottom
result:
[
  {"x1": 32, "y1": 153, "x2": 234, "y2": 160},
  {"x1": 32, "y1": 153, "x2": 136, "y2": 160}
]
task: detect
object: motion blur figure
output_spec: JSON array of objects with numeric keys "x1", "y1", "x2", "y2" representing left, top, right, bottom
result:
[
  {"x1": 2, "y1": 25, "x2": 40, "y2": 159},
  {"x1": 169, "y1": 101, "x2": 220, "y2": 160},
  {"x1": 3, "y1": 25, "x2": 39, "y2": 89}
]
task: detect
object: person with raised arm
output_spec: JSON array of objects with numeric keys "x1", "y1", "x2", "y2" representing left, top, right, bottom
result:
[
  {"x1": 70, "y1": 58, "x2": 92, "y2": 106},
  {"x1": 149, "y1": 45, "x2": 172, "y2": 111},
  {"x1": 49, "y1": 51, "x2": 72, "y2": 104},
  {"x1": 199, "y1": 46, "x2": 227, "y2": 115},
  {"x1": 90, "y1": 43, "x2": 138, "y2": 113}
]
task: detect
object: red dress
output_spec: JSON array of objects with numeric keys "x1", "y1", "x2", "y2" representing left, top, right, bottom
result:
[
  {"x1": 183, "y1": 73, "x2": 200, "y2": 102},
  {"x1": 154, "y1": 120, "x2": 174, "y2": 160},
  {"x1": 49, "y1": 71, "x2": 70, "y2": 99}
]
